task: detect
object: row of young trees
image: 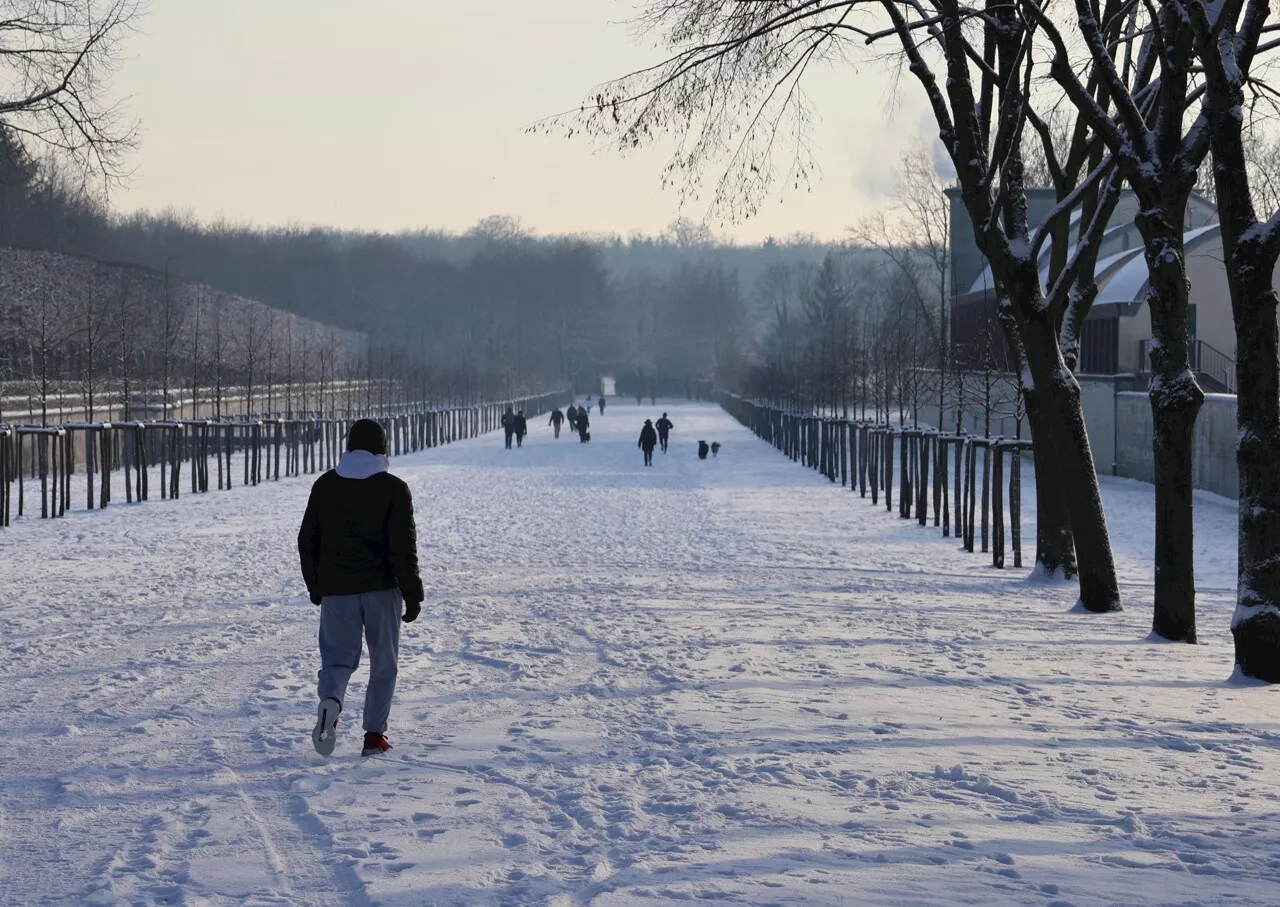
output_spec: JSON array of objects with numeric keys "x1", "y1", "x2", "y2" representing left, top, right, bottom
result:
[
  {"x1": 0, "y1": 218, "x2": 768, "y2": 424},
  {"x1": 0, "y1": 246, "x2": 370, "y2": 425},
  {"x1": 566, "y1": 0, "x2": 1280, "y2": 681},
  {"x1": 743, "y1": 145, "x2": 1019, "y2": 439}
]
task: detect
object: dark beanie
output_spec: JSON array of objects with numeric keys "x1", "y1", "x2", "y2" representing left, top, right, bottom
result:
[{"x1": 347, "y1": 418, "x2": 387, "y2": 455}]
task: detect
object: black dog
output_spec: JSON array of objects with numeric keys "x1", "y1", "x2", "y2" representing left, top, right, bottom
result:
[
  {"x1": 698, "y1": 440, "x2": 709, "y2": 460},
  {"x1": 710, "y1": 442, "x2": 720, "y2": 458}
]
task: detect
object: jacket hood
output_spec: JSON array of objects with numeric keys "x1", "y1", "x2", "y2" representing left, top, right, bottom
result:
[{"x1": 335, "y1": 450, "x2": 391, "y2": 480}]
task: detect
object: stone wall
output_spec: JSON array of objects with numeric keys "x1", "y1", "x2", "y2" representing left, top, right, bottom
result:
[
  {"x1": 1115, "y1": 392, "x2": 1238, "y2": 498},
  {"x1": 910, "y1": 373, "x2": 1241, "y2": 499}
]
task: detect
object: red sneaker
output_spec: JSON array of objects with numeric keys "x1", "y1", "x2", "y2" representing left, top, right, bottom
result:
[{"x1": 361, "y1": 732, "x2": 392, "y2": 757}]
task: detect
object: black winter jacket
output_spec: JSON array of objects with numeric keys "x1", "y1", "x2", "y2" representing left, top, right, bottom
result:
[
  {"x1": 639, "y1": 425, "x2": 658, "y2": 450},
  {"x1": 656, "y1": 417, "x2": 674, "y2": 435},
  {"x1": 298, "y1": 459, "x2": 425, "y2": 604}
]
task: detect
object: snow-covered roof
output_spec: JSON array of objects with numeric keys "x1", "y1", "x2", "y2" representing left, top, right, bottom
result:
[
  {"x1": 967, "y1": 223, "x2": 1221, "y2": 303},
  {"x1": 1092, "y1": 247, "x2": 1144, "y2": 279},
  {"x1": 967, "y1": 219, "x2": 1138, "y2": 295},
  {"x1": 1094, "y1": 224, "x2": 1220, "y2": 306}
]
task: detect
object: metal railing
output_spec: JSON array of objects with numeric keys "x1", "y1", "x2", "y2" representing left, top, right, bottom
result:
[
  {"x1": 1, "y1": 390, "x2": 568, "y2": 527},
  {"x1": 715, "y1": 391, "x2": 1033, "y2": 570},
  {"x1": 1137, "y1": 339, "x2": 1236, "y2": 394}
]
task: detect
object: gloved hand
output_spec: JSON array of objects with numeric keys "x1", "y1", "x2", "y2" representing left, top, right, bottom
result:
[
  {"x1": 402, "y1": 600, "x2": 421, "y2": 623},
  {"x1": 310, "y1": 590, "x2": 323, "y2": 606}
]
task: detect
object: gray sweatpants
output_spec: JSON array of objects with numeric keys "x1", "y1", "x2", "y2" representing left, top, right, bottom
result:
[{"x1": 317, "y1": 588, "x2": 402, "y2": 734}]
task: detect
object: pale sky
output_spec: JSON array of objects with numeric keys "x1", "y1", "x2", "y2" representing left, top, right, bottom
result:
[{"x1": 109, "y1": 1, "x2": 938, "y2": 243}]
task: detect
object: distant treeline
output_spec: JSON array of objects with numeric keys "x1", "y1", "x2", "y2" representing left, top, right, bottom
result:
[{"x1": 0, "y1": 126, "x2": 861, "y2": 400}]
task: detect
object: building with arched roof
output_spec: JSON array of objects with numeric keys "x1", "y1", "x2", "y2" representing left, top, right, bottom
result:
[
  {"x1": 948, "y1": 189, "x2": 1248, "y2": 392},
  {"x1": 939, "y1": 188, "x2": 1271, "y2": 496}
]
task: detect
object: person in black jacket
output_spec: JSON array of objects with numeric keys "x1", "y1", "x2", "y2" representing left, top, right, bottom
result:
[
  {"x1": 566, "y1": 403, "x2": 579, "y2": 433},
  {"x1": 298, "y1": 418, "x2": 424, "y2": 758},
  {"x1": 639, "y1": 419, "x2": 658, "y2": 466},
  {"x1": 549, "y1": 407, "x2": 564, "y2": 438},
  {"x1": 514, "y1": 410, "x2": 528, "y2": 447},
  {"x1": 656, "y1": 413, "x2": 674, "y2": 453},
  {"x1": 577, "y1": 407, "x2": 591, "y2": 442},
  {"x1": 501, "y1": 407, "x2": 517, "y2": 449}
]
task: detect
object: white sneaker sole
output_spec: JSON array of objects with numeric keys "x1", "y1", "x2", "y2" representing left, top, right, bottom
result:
[{"x1": 312, "y1": 698, "x2": 340, "y2": 756}]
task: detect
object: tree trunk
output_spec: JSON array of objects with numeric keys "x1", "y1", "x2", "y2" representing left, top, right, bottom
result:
[
  {"x1": 1230, "y1": 260, "x2": 1280, "y2": 679},
  {"x1": 1008, "y1": 275, "x2": 1121, "y2": 612},
  {"x1": 1139, "y1": 215, "x2": 1204, "y2": 642},
  {"x1": 1023, "y1": 386, "x2": 1077, "y2": 577},
  {"x1": 1203, "y1": 77, "x2": 1280, "y2": 678}
]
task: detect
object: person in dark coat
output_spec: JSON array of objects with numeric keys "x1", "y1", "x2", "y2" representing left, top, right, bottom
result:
[
  {"x1": 698, "y1": 440, "x2": 710, "y2": 459},
  {"x1": 599, "y1": 397, "x2": 607, "y2": 415},
  {"x1": 299, "y1": 418, "x2": 423, "y2": 758},
  {"x1": 549, "y1": 407, "x2": 565, "y2": 438},
  {"x1": 515, "y1": 410, "x2": 528, "y2": 447},
  {"x1": 655, "y1": 413, "x2": 674, "y2": 453},
  {"x1": 577, "y1": 408, "x2": 591, "y2": 443},
  {"x1": 638, "y1": 419, "x2": 658, "y2": 466},
  {"x1": 566, "y1": 403, "x2": 579, "y2": 432},
  {"x1": 501, "y1": 407, "x2": 517, "y2": 449}
]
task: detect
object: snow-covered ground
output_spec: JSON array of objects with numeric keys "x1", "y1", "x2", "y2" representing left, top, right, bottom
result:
[{"x1": 1, "y1": 401, "x2": 1276, "y2": 907}]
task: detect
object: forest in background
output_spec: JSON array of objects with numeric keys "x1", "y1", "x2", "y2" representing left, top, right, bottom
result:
[{"x1": 2, "y1": 124, "x2": 905, "y2": 412}]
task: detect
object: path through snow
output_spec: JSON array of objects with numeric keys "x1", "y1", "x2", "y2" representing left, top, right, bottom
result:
[{"x1": 1, "y1": 402, "x2": 1277, "y2": 906}]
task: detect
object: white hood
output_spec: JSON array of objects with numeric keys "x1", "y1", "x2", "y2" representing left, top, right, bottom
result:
[{"x1": 335, "y1": 450, "x2": 390, "y2": 479}]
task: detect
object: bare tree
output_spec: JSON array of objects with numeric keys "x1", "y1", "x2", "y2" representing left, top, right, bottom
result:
[
  {"x1": 283, "y1": 316, "x2": 295, "y2": 417},
  {"x1": 75, "y1": 279, "x2": 109, "y2": 421},
  {"x1": 210, "y1": 303, "x2": 225, "y2": 420},
  {"x1": 159, "y1": 260, "x2": 186, "y2": 421},
  {"x1": 559, "y1": 0, "x2": 1121, "y2": 610},
  {"x1": 30, "y1": 258, "x2": 72, "y2": 424},
  {"x1": 1189, "y1": 0, "x2": 1280, "y2": 679},
  {"x1": 236, "y1": 302, "x2": 264, "y2": 416},
  {"x1": 187, "y1": 286, "x2": 202, "y2": 420},
  {"x1": 851, "y1": 144, "x2": 952, "y2": 429},
  {"x1": 0, "y1": 0, "x2": 142, "y2": 180},
  {"x1": 113, "y1": 272, "x2": 139, "y2": 420},
  {"x1": 263, "y1": 309, "x2": 278, "y2": 415},
  {"x1": 1036, "y1": 0, "x2": 1211, "y2": 642}
]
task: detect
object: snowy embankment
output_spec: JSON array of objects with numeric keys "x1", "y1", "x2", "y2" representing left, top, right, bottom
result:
[{"x1": 0, "y1": 402, "x2": 1275, "y2": 907}]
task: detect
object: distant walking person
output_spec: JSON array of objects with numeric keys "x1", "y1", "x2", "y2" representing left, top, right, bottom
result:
[
  {"x1": 566, "y1": 403, "x2": 579, "y2": 433},
  {"x1": 515, "y1": 410, "x2": 528, "y2": 447},
  {"x1": 549, "y1": 406, "x2": 565, "y2": 438},
  {"x1": 656, "y1": 413, "x2": 674, "y2": 453},
  {"x1": 639, "y1": 419, "x2": 658, "y2": 466},
  {"x1": 299, "y1": 418, "x2": 423, "y2": 758},
  {"x1": 577, "y1": 408, "x2": 591, "y2": 443},
  {"x1": 501, "y1": 406, "x2": 517, "y2": 449},
  {"x1": 598, "y1": 396, "x2": 607, "y2": 416}
]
